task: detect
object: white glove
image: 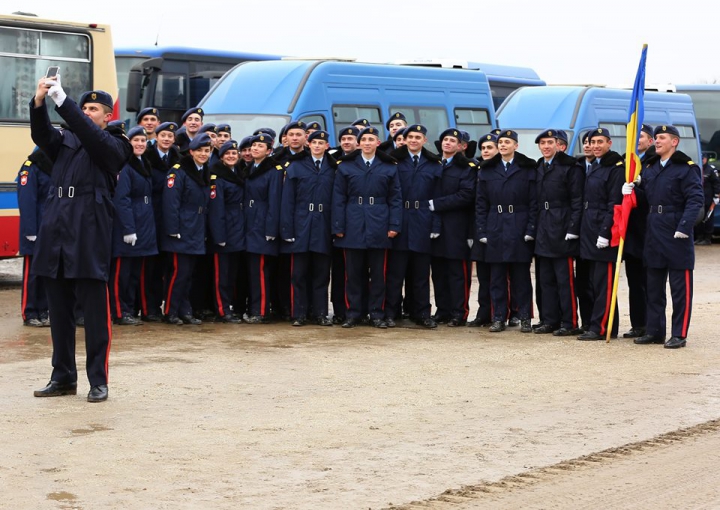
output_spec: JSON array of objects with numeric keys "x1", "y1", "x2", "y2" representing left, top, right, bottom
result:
[
  {"x1": 524, "y1": 235, "x2": 534, "y2": 242},
  {"x1": 596, "y1": 236, "x2": 609, "y2": 249},
  {"x1": 123, "y1": 233, "x2": 137, "y2": 246},
  {"x1": 170, "y1": 233, "x2": 181, "y2": 239},
  {"x1": 26, "y1": 235, "x2": 37, "y2": 242},
  {"x1": 674, "y1": 231, "x2": 689, "y2": 239},
  {"x1": 714, "y1": 197, "x2": 719, "y2": 205},
  {"x1": 565, "y1": 233, "x2": 579, "y2": 241},
  {"x1": 479, "y1": 237, "x2": 488, "y2": 244},
  {"x1": 284, "y1": 238, "x2": 295, "y2": 243},
  {"x1": 621, "y1": 182, "x2": 634, "y2": 195},
  {"x1": 634, "y1": 174, "x2": 642, "y2": 185},
  {"x1": 218, "y1": 242, "x2": 226, "y2": 247},
  {"x1": 467, "y1": 239, "x2": 474, "y2": 249},
  {"x1": 428, "y1": 200, "x2": 435, "y2": 212},
  {"x1": 46, "y1": 76, "x2": 67, "y2": 107},
  {"x1": 266, "y1": 236, "x2": 275, "y2": 241},
  {"x1": 430, "y1": 233, "x2": 440, "y2": 239}
]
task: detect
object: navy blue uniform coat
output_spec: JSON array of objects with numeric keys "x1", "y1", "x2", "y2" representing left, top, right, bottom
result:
[
  {"x1": 207, "y1": 161, "x2": 246, "y2": 253},
  {"x1": 145, "y1": 144, "x2": 181, "y2": 244},
  {"x1": 244, "y1": 157, "x2": 283, "y2": 256},
  {"x1": 112, "y1": 156, "x2": 158, "y2": 257},
  {"x1": 29, "y1": 98, "x2": 131, "y2": 281},
  {"x1": 476, "y1": 152, "x2": 538, "y2": 263},
  {"x1": 18, "y1": 151, "x2": 53, "y2": 256}
]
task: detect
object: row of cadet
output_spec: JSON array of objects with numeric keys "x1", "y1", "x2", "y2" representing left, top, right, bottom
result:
[{"x1": 18, "y1": 106, "x2": 707, "y2": 347}]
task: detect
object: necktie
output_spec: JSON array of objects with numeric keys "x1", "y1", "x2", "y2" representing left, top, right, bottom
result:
[
  {"x1": 442, "y1": 158, "x2": 447, "y2": 167},
  {"x1": 315, "y1": 160, "x2": 321, "y2": 171},
  {"x1": 413, "y1": 155, "x2": 419, "y2": 168},
  {"x1": 504, "y1": 163, "x2": 509, "y2": 173},
  {"x1": 162, "y1": 154, "x2": 168, "y2": 165},
  {"x1": 366, "y1": 161, "x2": 371, "y2": 169},
  {"x1": 586, "y1": 162, "x2": 591, "y2": 174}
]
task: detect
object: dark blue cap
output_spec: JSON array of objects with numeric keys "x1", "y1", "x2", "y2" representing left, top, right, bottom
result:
[
  {"x1": 588, "y1": 127, "x2": 611, "y2": 140},
  {"x1": 108, "y1": 120, "x2": 126, "y2": 132},
  {"x1": 498, "y1": 129, "x2": 518, "y2": 142},
  {"x1": 555, "y1": 129, "x2": 568, "y2": 143},
  {"x1": 352, "y1": 118, "x2": 371, "y2": 128},
  {"x1": 405, "y1": 124, "x2": 428, "y2": 136},
  {"x1": 480, "y1": 133, "x2": 499, "y2": 144},
  {"x1": 535, "y1": 129, "x2": 559, "y2": 144},
  {"x1": 127, "y1": 126, "x2": 147, "y2": 139},
  {"x1": 393, "y1": 129, "x2": 405, "y2": 141},
  {"x1": 439, "y1": 128, "x2": 462, "y2": 142},
  {"x1": 653, "y1": 124, "x2": 680, "y2": 137},
  {"x1": 386, "y1": 112, "x2": 407, "y2": 129},
  {"x1": 239, "y1": 136, "x2": 253, "y2": 150},
  {"x1": 198, "y1": 123, "x2": 217, "y2": 134},
  {"x1": 188, "y1": 133, "x2": 213, "y2": 150},
  {"x1": 79, "y1": 90, "x2": 114, "y2": 109},
  {"x1": 218, "y1": 140, "x2": 239, "y2": 158},
  {"x1": 358, "y1": 126, "x2": 381, "y2": 139},
  {"x1": 285, "y1": 120, "x2": 307, "y2": 132},
  {"x1": 181, "y1": 107, "x2": 204, "y2": 124},
  {"x1": 459, "y1": 130, "x2": 471, "y2": 143},
  {"x1": 155, "y1": 121, "x2": 178, "y2": 134},
  {"x1": 338, "y1": 125, "x2": 360, "y2": 140},
  {"x1": 581, "y1": 130, "x2": 592, "y2": 144},
  {"x1": 491, "y1": 128, "x2": 502, "y2": 136},
  {"x1": 216, "y1": 123, "x2": 231, "y2": 134},
  {"x1": 640, "y1": 124, "x2": 654, "y2": 137},
  {"x1": 136, "y1": 107, "x2": 159, "y2": 123},
  {"x1": 253, "y1": 127, "x2": 277, "y2": 139},
  {"x1": 306, "y1": 121, "x2": 322, "y2": 131},
  {"x1": 249, "y1": 133, "x2": 273, "y2": 147},
  {"x1": 308, "y1": 130, "x2": 330, "y2": 142}
]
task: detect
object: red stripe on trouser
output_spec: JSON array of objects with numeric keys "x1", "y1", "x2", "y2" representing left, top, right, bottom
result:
[
  {"x1": 113, "y1": 258, "x2": 123, "y2": 318},
  {"x1": 214, "y1": 253, "x2": 224, "y2": 317},
  {"x1": 599, "y1": 263, "x2": 612, "y2": 335},
  {"x1": 462, "y1": 260, "x2": 469, "y2": 320},
  {"x1": 21, "y1": 255, "x2": 30, "y2": 320},
  {"x1": 259, "y1": 255, "x2": 266, "y2": 316},
  {"x1": 682, "y1": 269, "x2": 691, "y2": 337},
  {"x1": 290, "y1": 254, "x2": 295, "y2": 318},
  {"x1": 567, "y1": 257, "x2": 578, "y2": 328},
  {"x1": 343, "y1": 249, "x2": 350, "y2": 311},
  {"x1": 105, "y1": 285, "x2": 113, "y2": 382},
  {"x1": 140, "y1": 258, "x2": 148, "y2": 315},
  {"x1": 164, "y1": 253, "x2": 179, "y2": 315}
]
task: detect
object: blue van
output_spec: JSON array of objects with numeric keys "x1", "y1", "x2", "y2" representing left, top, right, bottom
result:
[
  {"x1": 198, "y1": 59, "x2": 497, "y2": 145},
  {"x1": 497, "y1": 86, "x2": 701, "y2": 162}
]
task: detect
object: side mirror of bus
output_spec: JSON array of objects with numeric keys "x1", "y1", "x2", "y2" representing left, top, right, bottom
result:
[{"x1": 125, "y1": 57, "x2": 164, "y2": 113}]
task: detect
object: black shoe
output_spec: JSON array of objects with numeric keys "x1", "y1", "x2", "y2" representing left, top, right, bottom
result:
[
  {"x1": 634, "y1": 334, "x2": 665, "y2": 345},
  {"x1": 76, "y1": 316, "x2": 85, "y2": 327},
  {"x1": 553, "y1": 327, "x2": 584, "y2": 337},
  {"x1": 421, "y1": 317, "x2": 438, "y2": 329},
  {"x1": 520, "y1": 319, "x2": 532, "y2": 333},
  {"x1": 34, "y1": 380, "x2": 77, "y2": 397},
  {"x1": 534, "y1": 324, "x2": 558, "y2": 334},
  {"x1": 577, "y1": 330, "x2": 603, "y2": 341},
  {"x1": 507, "y1": 317, "x2": 521, "y2": 327},
  {"x1": 531, "y1": 321, "x2": 545, "y2": 330},
  {"x1": 371, "y1": 319, "x2": 388, "y2": 329},
  {"x1": 114, "y1": 315, "x2": 142, "y2": 326},
  {"x1": 40, "y1": 315, "x2": 51, "y2": 327},
  {"x1": 87, "y1": 384, "x2": 108, "y2": 403},
  {"x1": 623, "y1": 327, "x2": 646, "y2": 338},
  {"x1": 489, "y1": 320, "x2": 506, "y2": 332},
  {"x1": 447, "y1": 318, "x2": 466, "y2": 327},
  {"x1": 180, "y1": 315, "x2": 202, "y2": 325},
  {"x1": 23, "y1": 318, "x2": 43, "y2": 327},
  {"x1": 385, "y1": 318, "x2": 396, "y2": 328},
  {"x1": 141, "y1": 314, "x2": 162, "y2": 323},
  {"x1": 245, "y1": 315, "x2": 269, "y2": 324},
  {"x1": 695, "y1": 238, "x2": 711, "y2": 246},
  {"x1": 332, "y1": 315, "x2": 346, "y2": 325},
  {"x1": 316, "y1": 317, "x2": 333, "y2": 326},
  {"x1": 664, "y1": 336, "x2": 687, "y2": 349},
  {"x1": 291, "y1": 317, "x2": 306, "y2": 327},
  {"x1": 217, "y1": 315, "x2": 242, "y2": 324},
  {"x1": 164, "y1": 315, "x2": 183, "y2": 325},
  {"x1": 431, "y1": 314, "x2": 451, "y2": 324},
  {"x1": 342, "y1": 318, "x2": 359, "y2": 329}
]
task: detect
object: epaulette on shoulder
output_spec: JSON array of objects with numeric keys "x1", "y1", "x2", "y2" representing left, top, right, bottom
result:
[
  {"x1": 276, "y1": 165, "x2": 284, "y2": 171},
  {"x1": 210, "y1": 174, "x2": 217, "y2": 180},
  {"x1": 688, "y1": 160, "x2": 695, "y2": 166},
  {"x1": 616, "y1": 161, "x2": 623, "y2": 166},
  {"x1": 172, "y1": 164, "x2": 181, "y2": 169},
  {"x1": 284, "y1": 161, "x2": 290, "y2": 168},
  {"x1": 468, "y1": 162, "x2": 477, "y2": 168},
  {"x1": 168, "y1": 173, "x2": 176, "y2": 178},
  {"x1": 24, "y1": 160, "x2": 32, "y2": 167}
]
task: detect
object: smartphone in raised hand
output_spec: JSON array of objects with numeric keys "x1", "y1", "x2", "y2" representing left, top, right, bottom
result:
[{"x1": 45, "y1": 66, "x2": 60, "y2": 79}]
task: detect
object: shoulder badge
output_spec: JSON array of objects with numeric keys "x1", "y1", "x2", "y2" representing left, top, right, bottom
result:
[
  {"x1": 210, "y1": 174, "x2": 217, "y2": 180},
  {"x1": 20, "y1": 171, "x2": 29, "y2": 186},
  {"x1": 468, "y1": 162, "x2": 476, "y2": 168},
  {"x1": 167, "y1": 176, "x2": 175, "y2": 188},
  {"x1": 210, "y1": 185, "x2": 217, "y2": 199},
  {"x1": 24, "y1": 160, "x2": 32, "y2": 167},
  {"x1": 688, "y1": 160, "x2": 695, "y2": 165},
  {"x1": 284, "y1": 161, "x2": 290, "y2": 168},
  {"x1": 276, "y1": 165, "x2": 284, "y2": 171},
  {"x1": 172, "y1": 164, "x2": 181, "y2": 169},
  {"x1": 616, "y1": 161, "x2": 623, "y2": 166}
]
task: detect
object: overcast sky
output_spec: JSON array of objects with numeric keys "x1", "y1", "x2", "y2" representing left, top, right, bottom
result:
[{"x1": 13, "y1": 0, "x2": 718, "y2": 86}]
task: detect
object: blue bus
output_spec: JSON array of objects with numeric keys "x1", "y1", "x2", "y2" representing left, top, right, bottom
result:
[
  {"x1": 115, "y1": 46, "x2": 282, "y2": 126},
  {"x1": 198, "y1": 59, "x2": 497, "y2": 148},
  {"x1": 497, "y1": 86, "x2": 701, "y2": 162}
]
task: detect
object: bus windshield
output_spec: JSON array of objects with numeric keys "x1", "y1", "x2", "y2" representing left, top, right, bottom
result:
[{"x1": 681, "y1": 89, "x2": 720, "y2": 156}]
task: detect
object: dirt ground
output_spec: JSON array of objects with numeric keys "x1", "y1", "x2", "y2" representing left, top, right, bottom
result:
[{"x1": 1, "y1": 248, "x2": 720, "y2": 510}]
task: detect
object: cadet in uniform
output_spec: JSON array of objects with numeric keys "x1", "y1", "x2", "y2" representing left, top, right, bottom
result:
[
  {"x1": 110, "y1": 126, "x2": 157, "y2": 325},
  {"x1": 136, "y1": 107, "x2": 159, "y2": 145},
  {"x1": 379, "y1": 112, "x2": 407, "y2": 153},
  {"x1": 175, "y1": 107, "x2": 204, "y2": 153},
  {"x1": 694, "y1": 152, "x2": 720, "y2": 245},
  {"x1": 631, "y1": 125, "x2": 703, "y2": 348},
  {"x1": 575, "y1": 131, "x2": 595, "y2": 330},
  {"x1": 207, "y1": 140, "x2": 246, "y2": 323},
  {"x1": 18, "y1": 149, "x2": 53, "y2": 327},
  {"x1": 305, "y1": 121, "x2": 322, "y2": 137},
  {"x1": 532, "y1": 130, "x2": 584, "y2": 335},
  {"x1": 281, "y1": 130, "x2": 336, "y2": 326},
  {"x1": 577, "y1": 128, "x2": 624, "y2": 340},
  {"x1": 332, "y1": 126, "x2": 402, "y2": 328},
  {"x1": 208, "y1": 123, "x2": 232, "y2": 167},
  {"x1": 161, "y1": 133, "x2": 212, "y2": 325},
  {"x1": 430, "y1": 128, "x2": 476, "y2": 326},
  {"x1": 476, "y1": 130, "x2": 537, "y2": 333},
  {"x1": 30, "y1": 76, "x2": 131, "y2": 403}
]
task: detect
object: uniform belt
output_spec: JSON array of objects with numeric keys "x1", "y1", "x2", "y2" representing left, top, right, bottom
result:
[
  {"x1": 649, "y1": 205, "x2": 676, "y2": 214},
  {"x1": 351, "y1": 196, "x2": 385, "y2": 205},
  {"x1": 492, "y1": 204, "x2": 527, "y2": 214},
  {"x1": 308, "y1": 203, "x2": 324, "y2": 212},
  {"x1": 583, "y1": 201, "x2": 605, "y2": 210},
  {"x1": 55, "y1": 185, "x2": 95, "y2": 198},
  {"x1": 404, "y1": 200, "x2": 424, "y2": 209},
  {"x1": 182, "y1": 203, "x2": 206, "y2": 214},
  {"x1": 542, "y1": 200, "x2": 569, "y2": 210}
]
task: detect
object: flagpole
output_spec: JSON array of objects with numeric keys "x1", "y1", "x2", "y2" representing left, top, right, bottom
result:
[{"x1": 606, "y1": 238, "x2": 625, "y2": 342}]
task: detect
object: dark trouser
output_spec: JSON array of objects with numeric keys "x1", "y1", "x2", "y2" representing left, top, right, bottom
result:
[
  {"x1": 164, "y1": 252, "x2": 196, "y2": 317},
  {"x1": 212, "y1": 252, "x2": 240, "y2": 318},
  {"x1": 575, "y1": 257, "x2": 594, "y2": 328},
  {"x1": 490, "y1": 262, "x2": 532, "y2": 321},
  {"x1": 109, "y1": 257, "x2": 142, "y2": 319},
  {"x1": 21, "y1": 255, "x2": 47, "y2": 320},
  {"x1": 276, "y1": 254, "x2": 292, "y2": 318},
  {"x1": 139, "y1": 253, "x2": 165, "y2": 318},
  {"x1": 432, "y1": 256, "x2": 471, "y2": 321},
  {"x1": 588, "y1": 260, "x2": 618, "y2": 337},
  {"x1": 290, "y1": 251, "x2": 331, "y2": 319},
  {"x1": 344, "y1": 248, "x2": 387, "y2": 320},
  {"x1": 646, "y1": 267, "x2": 693, "y2": 339},
  {"x1": 248, "y1": 253, "x2": 273, "y2": 317},
  {"x1": 330, "y1": 247, "x2": 346, "y2": 319},
  {"x1": 537, "y1": 255, "x2": 579, "y2": 329},
  {"x1": 624, "y1": 254, "x2": 647, "y2": 329},
  {"x1": 191, "y1": 253, "x2": 214, "y2": 314},
  {"x1": 386, "y1": 250, "x2": 431, "y2": 320},
  {"x1": 43, "y1": 261, "x2": 112, "y2": 386},
  {"x1": 473, "y1": 260, "x2": 492, "y2": 323},
  {"x1": 233, "y1": 251, "x2": 249, "y2": 317}
]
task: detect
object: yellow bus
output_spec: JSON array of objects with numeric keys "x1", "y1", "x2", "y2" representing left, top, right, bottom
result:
[{"x1": 0, "y1": 12, "x2": 118, "y2": 257}]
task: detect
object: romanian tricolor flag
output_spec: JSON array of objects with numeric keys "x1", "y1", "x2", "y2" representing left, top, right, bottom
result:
[{"x1": 611, "y1": 44, "x2": 648, "y2": 246}]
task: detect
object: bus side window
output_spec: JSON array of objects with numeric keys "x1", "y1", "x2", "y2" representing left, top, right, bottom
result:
[
  {"x1": 455, "y1": 108, "x2": 492, "y2": 143},
  {"x1": 390, "y1": 106, "x2": 448, "y2": 147},
  {"x1": 298, "y1": 115, "x2": 325, "y2": 130},
  {"x1": 598, "y1": 123, "x2": 627, "y2": 156},
  {"x1": 333, "y1": 105, "x2": 383, "y2": 141}
]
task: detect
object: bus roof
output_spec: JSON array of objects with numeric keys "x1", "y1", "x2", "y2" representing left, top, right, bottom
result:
[
  {"x1": 114, "y1": 46, "x2": 282, "y2": 62},
  {"x1": 395, "y1": 59, "x2": 544, "y2": 85},
  {"x1": 675, "y1": 84, "x2": 720, "y2": 91},
  {"x1": 0, "y1": 12, "x2": 110, "y2": 31}
]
